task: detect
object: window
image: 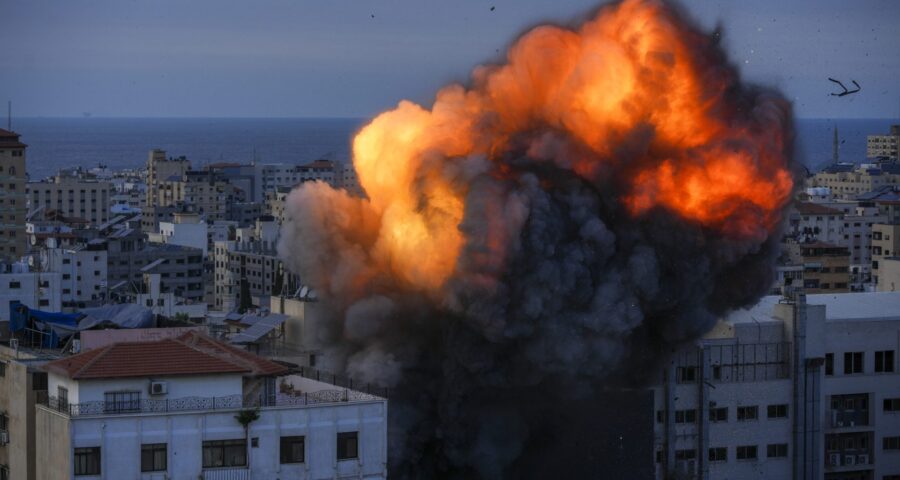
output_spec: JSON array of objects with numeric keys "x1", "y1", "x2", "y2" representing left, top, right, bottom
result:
[
  {"x1": 656, "y1": 410, "x2": 665, "y2": 423},
  {"x1": 103, "y1": 391, "x2": 141, "y2": 413},
  {"x1": 0, "y1": 362, "x2": 5, "y2": 377},
  {"x1": 844, "y1": 352, "x2": 864, "y2": 374},
  {"x1": 676, "y1": 366, "x2": 697, "y2": 383},
  {"x1": 675, "y1": 409, "x2": 697, "y2": 424},
  {"x1": 58, "y1": 386, "x2": 69, "y2": 410},
  {"x1": 141, "y1": 443, "x2": 167, "y2": 472},
  {"x1": 737, "y1": 406, "x2": 758, "y2": 421},
  {"x1": 736, "y1": 445, "x2": 758, "y2": 460},
  {"x1": 8, "y1": 281, "x2": 20, "y2": 289},
  {"x1": 767, "y1": 404, "x2": 788, "y2": 419},
  {"x1": 766, "y1": 443, "x2": 788, "y2": 458},
  {"x1": 74, "y1": 447, "x2": 101, "y2": 476},
  {"x1": 280, "y1": 436, "x2": 305, "y2": 464},
  {"x1": 708, "y1": 447, "x2": 727, "y2": 462},
  {"x1": 337, "y1": 432, "x2": 358, "y2": 460},
  {"x1": 709, "y1": 407, "x2": 727, "y2": 423},
  {"x1": 885, "y1": 436, "x2": 900, "y2": 450},
  {"x1": 885, "y1": 398, "x2": 900, "y2": 412},
  {"x1": 202, "y1": 439, "x2": 247, "y2": 468},
  {"x1": 876, "y1": 350, "x2": 895, "y2": 373}
]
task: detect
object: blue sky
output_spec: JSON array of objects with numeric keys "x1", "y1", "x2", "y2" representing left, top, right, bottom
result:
[{"x1": 1, "y1": 0, "x2": 898, "y2": 118}]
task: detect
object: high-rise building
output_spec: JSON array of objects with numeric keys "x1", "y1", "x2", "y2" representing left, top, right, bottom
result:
[
  {"x1": 868, "y1": 125, "x2": 900, "y2": 161},
  {"x1": 27, "y1": 169, "x2": 114, "y2": 226},
  {"x1": 0, "y1": 128, "x2": 27, "y2": 262},
  {"x1": 146, "y1": 149, "x2": 190, "y2": 207},
  {"x1": 654, "y1": 291, "x2": 900, "y2": 480}
]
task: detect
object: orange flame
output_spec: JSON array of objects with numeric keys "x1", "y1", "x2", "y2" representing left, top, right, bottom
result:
[{"x1": 351, "y1": 0, "x2": 793, "y2": 293}]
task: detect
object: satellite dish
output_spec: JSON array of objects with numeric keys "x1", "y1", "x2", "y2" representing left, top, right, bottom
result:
[{"x1": 299, "y1": 286, "x2": 309, "y2": 299}]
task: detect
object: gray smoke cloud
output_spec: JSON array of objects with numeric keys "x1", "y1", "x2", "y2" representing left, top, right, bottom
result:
[{"x1": 277, "y1": 1, "x2": 796, "y2": 477}]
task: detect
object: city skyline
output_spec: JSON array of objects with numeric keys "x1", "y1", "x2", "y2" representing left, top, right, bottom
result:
[{"x1": 2, "y1": 0, "x2": 899, "y2": 119}]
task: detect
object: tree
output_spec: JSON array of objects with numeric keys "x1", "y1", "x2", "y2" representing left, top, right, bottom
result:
[{"x1": 235, "y1": 408, "x2": 260, "y2": 470}]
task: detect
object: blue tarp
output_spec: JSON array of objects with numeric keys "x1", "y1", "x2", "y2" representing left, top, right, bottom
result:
[{"x1": 8, "y1": 301, "x2": 154, "y2": 348}]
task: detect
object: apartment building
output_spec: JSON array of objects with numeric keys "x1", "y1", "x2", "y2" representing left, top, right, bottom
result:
[
  {"x1": 798, "y1": 242, "x2": 851, "y2": 293},
  {"x1": 871, "y1": 224, "x2": 900, "y2": 287},
  {"x1": 868, "y1": 125, "x2": 900, "y2": 161},
  {"x1": 0, "y1": 262, "x2": 61, "y2": 322},
  {"x1": 807, "y1": 163, "x2": 900, "y2": 200},
  {"x1": 146, "y1": 149, "x2": 190, "y2": 207},
  {"x1": 789, "y1": 202, "x2": 846, "y2": 245},
  {"x1": 27, "y1": 171, "x2": 113, "y2": 226},
  {"x1": 43, "y1": 242, "x2": 108, "y2": 310},
  {"x1": 35, "y1": 331, "x2": 387, "y2": 479},
  {"x1": 156, "y1": 171, "x2": 246, "y2": 222},
  {"x1": 0, "y1": 344, "x2": 52, "y2": 480},
  {"x1": 0, "y1": 129, "x2": 27, "y2": 262},
  {"x1": 654, "y1": 291, "x2": 900, "y2": 480},
  {"x1": 104, "y1": 228, "x2": 205, "y2": 302}
]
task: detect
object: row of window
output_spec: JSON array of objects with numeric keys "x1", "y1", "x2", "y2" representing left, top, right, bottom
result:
[
  {"x1": 658, "y1": 404, "x2": 788, "y2": 424},
  {"x1": 74, "y1": 432, "x2": 359, "y2": 476},
  {"x1": 660, "y1": 443, "x2": 788, "y2": 463},
  {"x1": 825, "y1": 350, "x2": 895, "y2": 375}
]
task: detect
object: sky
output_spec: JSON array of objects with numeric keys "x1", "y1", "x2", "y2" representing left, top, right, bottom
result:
[{"x1": 1, "y1": 0, "x2": 898, "y2": 119}]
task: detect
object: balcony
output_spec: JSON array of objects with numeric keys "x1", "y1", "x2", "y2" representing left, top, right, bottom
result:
[
  {"x1": 202, "y1": 467, "x2": 249, "y2": 480},
  {"x1": 829, "y1": 409, "x2": 869, "y2": 428},
  {"x1": 37, "y1": 389, "x2": 383, "y2": 418}
]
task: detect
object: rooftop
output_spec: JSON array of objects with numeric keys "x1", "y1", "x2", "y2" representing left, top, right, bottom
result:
[
  {"x1": 795, "y1": 202, "x2": 844, "y2": 216},
  {"x1": 726, "y1": 292, "x2": 900, "y2": 324},
  {"x1": 0, "y1": 128, "x2": 27, "y2": 148},
  {"x1": 43, "y1": 331, "x2": 287, "y2": 380}
]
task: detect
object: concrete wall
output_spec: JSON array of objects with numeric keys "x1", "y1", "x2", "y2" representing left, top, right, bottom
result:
[
  {"x1": 0, "y1": 345, "x2": 38, "y2": 480},
  {"x1": 35, "y1": 406, "x2": 71, "y2": 480},
  {"x1": 48, "y1": 372, "x2": 244, "y2": 406}
]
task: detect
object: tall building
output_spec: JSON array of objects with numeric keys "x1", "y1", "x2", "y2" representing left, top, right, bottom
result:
[
  {"x1": 35, "y1": 332, "x2": 387, "y2": 479},
  {"x1": 654, "y1": 291, "x2": 900, "y2": 480},
  {"x1": 807, "y1": 163, "x2": 900, "y2": 201},
  {"x1": 868, "y1": 125, "x2": 900, "y2": 161},
  {"x1": 0, "y1": 128, "x2": 27, "y2": 262},
  {"x1": 145, "y1": 149, "x2": 190, "y2": 207},
  {"x1": 27, "y1": 170, "x2": 114, "y2": 226}
]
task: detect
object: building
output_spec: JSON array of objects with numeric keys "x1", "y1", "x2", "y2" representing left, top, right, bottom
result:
[
  {"x1": 135, "y1": 273, "x2": 207, "y2": 320},
  {"x1": 35, "y1": 331, "x2": 387, "y2": 480},
  {"x1": 807, "y1": 162, "x2": 900, "y2": 201},
  {"x1": 0, "y1": 343, "x2": 52, "y2": 480},
  {"x1": 43, "y1": 243, "x2": 108, "y2": 310},
  {"x1": 0, "y1": 262, "x2": 62, "y2": 322},
  {"x1": 27, "y1": 170, "x2": 114, "y2": 226},
  {"x1": 799, "y1": 242, "x2": 851, "y2": 293},
  {"x1": 789, "y1": 202, "x2": 846, "y2": 246},
  {"x1": 867, "y1": 125, "x2": 900, "y2": 161},
  {"x1": 0, "y1": 128, "x2": 27, "y2": 262},
  {"x1": 146, "y1": 150, "x2": 190, "y2": 207},
  {"x1": 654, "y1": 291, "x2": 900, "y2": 480},
  {"x1": 149, "y1": 211, "x2": 209, "y2": 257},
  {"x1": 104, "y1": 228, "x2": 205, "y2": 302},
  {"x1": 156, "y1": 171, "x2": 246, "y2": 222},
  {"x1": 872, "y1": 223, "x2": 900, "y2": 287}
]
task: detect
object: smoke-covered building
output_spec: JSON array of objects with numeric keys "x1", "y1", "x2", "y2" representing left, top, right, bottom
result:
[{"x1": 654, "y1": 291, "x2": 900, "y2": 480}]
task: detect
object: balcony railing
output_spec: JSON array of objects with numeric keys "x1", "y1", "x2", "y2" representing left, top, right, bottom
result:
[
  {"x1": 36, "y1": 389, "x2": 383, "y2": 418},
  {"x1": 202, "y1": 467, "x2": 249, "y2": 480},
  {"x1": 829, "y1": 409, "x2": 869, "y2": 428}
]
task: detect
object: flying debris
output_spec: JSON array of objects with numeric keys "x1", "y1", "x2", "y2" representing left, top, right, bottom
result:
[
  {"x1": 490, "y1": 6, "x2": 496, "y2": 11},
  {"x1": 828, "y1": 78, "x2": 861, "y2": 97}
]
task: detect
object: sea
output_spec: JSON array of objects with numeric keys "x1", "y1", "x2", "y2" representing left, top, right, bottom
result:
[{"x1": 10, "y1": 117, "x2": 899, "y2": 181}]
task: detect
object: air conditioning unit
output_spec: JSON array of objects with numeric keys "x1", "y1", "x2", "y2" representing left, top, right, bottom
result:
[
  {"x1": 844, "y1": 455, "x2": 856, "y2": 466},
  {"x1": 0, "y1": 430, "x2": 8, "y2": 445},
  {"x1": 149, "y1": 381, "x2": 167, "y2": 395},
  {"x1": 72, "y1": 339, "x2": 81, "y2": 354},
  {"x1": 828, "y1": 453, "x2": 841, "y2": 466},
  {"x1": 858, "y1": 454, "x2": 869, "y2": 464}
]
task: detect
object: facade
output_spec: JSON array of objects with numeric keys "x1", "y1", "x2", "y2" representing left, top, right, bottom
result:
[
  {"x1": 135, "y1": 273, "x2": 207, "y2": 320},
  {"x1": 146, "y1": 150, "x2": 190, "y2": 207},
  {"x1": 35, "y1": 332, "x2": 387, "y2": 480},
  {"x1": 150, "y1": 211, "x2": 209, "y2": 257},
  {"x1": 799, "y1": 242, "x2": 851, "y2": 293},
  {"x1": 867, "y1": 125, "x2": 900, "y2": 161},
  {"x1": 104, "y1": 228, "x2": 205, "y2": 302},
  {"x1": 43, "y1": 243, "x2": 108, "y2": 310},
  {"x1": 0, "y1": 263, "x2": 61, "y2": 321},
  {"x1": 654, "y1": 291, "x2": 900, "y2": 480},
  {"x1": 0, "y1": 344, "x2": 50, "y2": 480},
  {"x1": 0, "y1": 129, "x2": 27, "y2": 262},
  {"x1": 807, "y1": 163, "x2": 900, "y2": 201},
  {"x1": 156, "y1": 171, "x2": 246, "y2": 222},
  {"x1": 871, "y1": 224, "x2": 900, "y2": 287},
  {"x1": 790, "y1": 202, "x2": 846, "y2": 246},
  {"x1": 27, "y1": 172, "x2": 114, "y2": 226}
]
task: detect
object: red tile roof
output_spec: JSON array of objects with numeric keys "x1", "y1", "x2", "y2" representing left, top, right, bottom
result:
[
  {"x1": 44, "y1": 331, "x2": 287, "y2": 380},
  {"x1": 0, "y1": 128, "x2": 27, "y2": 148}
]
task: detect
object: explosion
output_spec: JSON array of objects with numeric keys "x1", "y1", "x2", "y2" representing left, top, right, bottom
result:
[{"x1": 279, "y1": 0, "x2": 795, "y2": 477}]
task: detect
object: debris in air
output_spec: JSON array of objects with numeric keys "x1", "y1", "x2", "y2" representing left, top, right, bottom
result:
[
  {"x1": 490, "y1": 6, "x2": 496, "y2": 11},
  {"x1": 828, "y1": 78, "x2": 861, "y2": 97}
]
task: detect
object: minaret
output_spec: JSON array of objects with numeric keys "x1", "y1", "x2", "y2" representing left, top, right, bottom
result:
[{"x1": 832, "y1": 125, "x2": 839, "y2": 164}]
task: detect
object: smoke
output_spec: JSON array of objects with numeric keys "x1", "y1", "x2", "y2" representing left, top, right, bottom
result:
[{"x1": 278, "y1": 0, "x2": 796, "y2": 477}]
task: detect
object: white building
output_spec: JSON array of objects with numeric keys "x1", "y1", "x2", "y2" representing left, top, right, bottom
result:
[
  {"x1": 150, "y1": 211, "x2": 209, "y2": 257},
  {"x1": 36, "y1": 331, "x2": 387, "y2": 480},
  {"x1": 654, "y1": 291, "x2": 900, "y2": 480},
  {"x1": 136, "y1": 273, "x2": 207, "y2": 320},
  {"x1": 0, "y1": 262, "x2": 61, "y2": 321},
  {"x1": 43, "y1": 243, "x2": 108, "y2": 309}
]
